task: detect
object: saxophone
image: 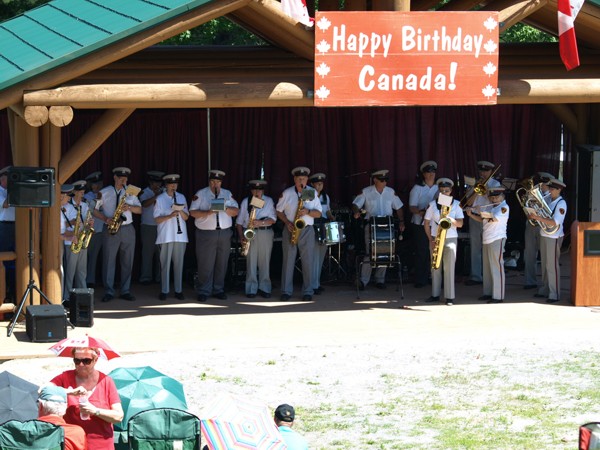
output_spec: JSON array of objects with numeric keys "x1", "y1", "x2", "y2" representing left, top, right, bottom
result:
[
  {"x1": 70, "y1": 207, "x2": 83, "y2": 254},
  {"x1": 80, "y1": 210, "x2": 95, "y2": 250},
  {"x1": 431, "y1": 204, "x2": 452, "y2": 270},
  {"x1": 290, "y1": 195, "x2": 306, "y2": 246},
  {"x1": 107, "y1": 185, "x2": 141, "y2": 235},
  {"x1": 241, "y1": 207, "x2": 257, "y2": 257}
]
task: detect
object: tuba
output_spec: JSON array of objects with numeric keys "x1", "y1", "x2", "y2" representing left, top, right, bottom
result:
[
  {"x1": 431, "y1": 205, "x2": 452, "y2": 270},
  {"x1": 241, "y1": 207, "x2": 257, "y2": 257},
  {"x1": 516, "y1": 178, "x2": 559, "y2": 234},
  {"x1": 460, "y1": 165, "x2": 501, "y2": 209}
]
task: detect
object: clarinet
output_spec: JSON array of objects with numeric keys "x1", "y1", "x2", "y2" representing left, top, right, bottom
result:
[{"x1": 173, "y1": 192, "x2": 183, "y2": 235}]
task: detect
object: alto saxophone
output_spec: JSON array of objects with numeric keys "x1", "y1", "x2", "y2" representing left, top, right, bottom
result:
[
  {"x1": 70, "y1": 208, "x2": 83, "y2": 254},
  {"x1": 80, "y1": 210, "x2": 95, "y2": 250},
  {"x1": 107, "y1": 185, "x2": 141, "y2": 235},
  {"x1": 431, "y1": 204, "x2": 452, "y2": 270},
  {"x1": 241, "y1": 207, "x2": 257, "y2": 257}
]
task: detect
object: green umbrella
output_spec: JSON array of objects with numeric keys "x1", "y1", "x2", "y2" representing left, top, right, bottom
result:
[{"x1": 109, "y1": 366, "x2": 187, "y2": 432}]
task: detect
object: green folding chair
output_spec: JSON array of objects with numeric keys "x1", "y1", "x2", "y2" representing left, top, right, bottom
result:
[
  {"x1": 0, "y1": 419, "x2": 64, "y2": 450},
  {"x1": 127, "y1": 408, "x2": 201, "y2": 450}
]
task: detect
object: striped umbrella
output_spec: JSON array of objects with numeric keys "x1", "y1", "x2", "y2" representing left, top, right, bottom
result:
[
  {"x1": 48, "y1": 335, "x2": 121, "y2": 360},
  {"x1": 201, "y1": 393, "x2": 286, "y2": 450}
]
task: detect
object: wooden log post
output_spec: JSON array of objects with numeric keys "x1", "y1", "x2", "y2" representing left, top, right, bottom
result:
[
  {"x1": 12, "y1": 114, "x2": 42, "y2": 309},
  {"x1": 40, "y1": 123, "x2": 63, "y2": 304}
]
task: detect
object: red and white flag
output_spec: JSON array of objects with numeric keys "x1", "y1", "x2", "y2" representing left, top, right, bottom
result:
[
  {"x1": 281, "y1": 0, "x2": 314, "y2": 27},
  {"x1": 558, "y1": 0, "x2": 584, "y2": 70}
]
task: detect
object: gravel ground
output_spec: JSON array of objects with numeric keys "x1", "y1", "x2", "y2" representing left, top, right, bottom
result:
[{"x1": 3, "y1": 331, "x2": 600, "y2": 449}]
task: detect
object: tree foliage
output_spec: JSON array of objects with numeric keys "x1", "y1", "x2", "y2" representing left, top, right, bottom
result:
[
  {"x1": 160, "y1": 18, "x2": 266, "y2": 46},
  {"x1": 0, "y1": 0, "x2": 50, "y2": 21},
  {"x1": 501, "y1": 23, "x2": 557, "y2": 43}
]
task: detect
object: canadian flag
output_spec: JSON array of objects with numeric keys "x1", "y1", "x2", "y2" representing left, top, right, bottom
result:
[
  {"x1": 558, "y1": 0, "x2": 584, "y2": 70},
  {"x1": 281, "y1": 0, "x2": 314, "y2": 27}
]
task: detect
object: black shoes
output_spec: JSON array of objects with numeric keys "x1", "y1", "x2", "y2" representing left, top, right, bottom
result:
[
  {"x1": 375, "y1": 282, "x2": 386, "y2": 290},
  {"x1": 478, "y1": 295, "x2": 492, "y2": 301},
  {"x1": 158, "y1": 293, "x2": 167, "y2": 301},
  {"x1": 446, "y1": 299, "x2": 454, "y2": 306},
  {"x1": 101, "y1": 294, "x2": 113, "y2": 303},
  {"x1": 175, "y1": 292, "x2": 185, "y2": 300},
  {"x1": 425, "y1": 296, "x2": 440, "y2": 302},
  {"x1": 465, "y1": 280, "x2": 483, "y2": 286},
  {"x1": 487, "y1": 298, "x2": 503, "y2": 304},
  {"x1": 197, "y1": 294, "x2": 207, "y2": 302},
  {"x1": 523, "y1": 284, "x2": 538, "y2": 290},
  {"x1": 302, "y1": 295, "x2": 312, "y2": 301},
  {"x1": 314, "y1": 287, "x2": 323, "y2": 295},
  {"x1": 546, "y1": 298, "x2": 559, "y2": 303},
  {"x1": 533, "y1": 293, "x2": 547, "y2": 298},
  {"x1": 280, "y1": 294, "x2": 291, "y2": 301},
  {"x1": 246, "y1": 293, "x2": 256, "y2": 299},
  {"x1": 214, "y1": 292, "x2": 227, "y2": 300},
  {"x1": 120, "y1": 293, "x2": 135, "y2": 301},
  {"x1": 258, "y1": 290, "x2": 271, "y2": 299}
]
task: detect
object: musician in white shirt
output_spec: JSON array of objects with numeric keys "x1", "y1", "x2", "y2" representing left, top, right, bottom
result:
[
  {"x1": 309, "y1": 173, "x2": 335, "y2": 296},
  {"x1": 139, "y1": 170, "x2": 165, "y2": 285},
  {"x1": 154, "y1": 174, "x2": 189, "y2": 301}
]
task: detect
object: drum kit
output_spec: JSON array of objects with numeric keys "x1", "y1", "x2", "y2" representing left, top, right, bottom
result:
[{"x1": 315, "y1": 221, "x2": 347, "y2": 281}]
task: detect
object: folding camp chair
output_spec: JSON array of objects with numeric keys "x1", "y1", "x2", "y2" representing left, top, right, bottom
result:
[
  {"x1": 127, "y1": 407, "x2": 201, "y2": 450},
  {"x1": 0, "y1": 419, "x2": 64, "y2": 450}
]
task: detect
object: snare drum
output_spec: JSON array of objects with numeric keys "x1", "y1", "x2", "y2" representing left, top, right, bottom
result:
[
  {"x1": 370, "y1": 216, "x2": 395, "y2": 263},
  {"x1": 323, "y1": 221, "x2": 345, "y2": 245}
]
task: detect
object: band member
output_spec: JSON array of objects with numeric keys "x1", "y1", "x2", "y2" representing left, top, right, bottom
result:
[
  {"x1": 352, "y1": 169, "x2": 405, "y2": 290},
  {"x1": 465, "y1": 160, "x2": 501, "y2": 286},
  {"x1": 94, "y1": 167, "x2": 142, "y2": 303},
  {"x1": 139, "y1": 171, "x2": 165, "y2": 285},
  {"x1": 466, "y1": 186, "x2": 509, "y2": 303},
  {"x1": 523, "y1": 172, "x2": 554, "y2": 289},
  {"x1": 529, "y1": 179, "x2": 567, "y2": 303},
  {"x1": 423, "y1": 178, "x2": 464, "y2": 305},
  {"x1": 59, "y1": 184, "x2": 74, "y2": 298},
  {"x1": 409, "y1": 161, "x2": 438, "y2": 288},
  {"x1": 83, "y1": 171, "x2": 103, "y2": 288},
  {"x1": 154, "y1": 174, "x2": 189, "y2": 301},
  {"x1": 276, "y1": 167, "x2": 322, "y2": 301},
  {"x1": 0, "y1": 166, "x2": 16, "y2": 299},
  {"x1": 309, "y1": 172, "x2": 335, "y2": 295},
  {"x1": 61, "y1": 181, "x2": 91, "y2": 303},
  {"x1": 236, "y1": 179, "x2": 276, "y2": 299},
  {"x1": 189, "y1": 170, "x2": 239, "y2": 302}
]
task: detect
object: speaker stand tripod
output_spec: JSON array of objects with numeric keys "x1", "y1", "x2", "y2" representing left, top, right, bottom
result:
[{"x1": 7, "y1": 208, "x2": 74, "y2": 337}]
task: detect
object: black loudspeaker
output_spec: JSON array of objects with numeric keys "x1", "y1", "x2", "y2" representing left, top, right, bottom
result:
[
  {"x1": 7, "y1": 166, "x2": 55, "y2": 207},
  {"x1": 69, "y1": 288, "x2": 94, "y2": 327},
  {"x1": 25, "y1": 304, "x2": 67, "y2": 342}
]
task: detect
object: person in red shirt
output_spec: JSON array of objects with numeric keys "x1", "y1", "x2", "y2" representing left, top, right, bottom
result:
[
  {"x1": 38, "y1": 385, "x2": 87, "y2": 450},
  {"x1": 50, "y1": 347, "x2": 123, "y2": 450}
]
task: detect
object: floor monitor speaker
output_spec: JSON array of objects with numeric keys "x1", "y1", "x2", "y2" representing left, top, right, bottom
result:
[
  {"x1": 69, "y1": 288, "x2": 94, "y2": 327},
  {"x1": 26, "y1": 304, "x2": 67, "y2": 342}
]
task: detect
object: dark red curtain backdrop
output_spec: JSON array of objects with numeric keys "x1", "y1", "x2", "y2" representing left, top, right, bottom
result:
[{"x1": 1, "y1": 105, "x2": 565, "y2": 208}]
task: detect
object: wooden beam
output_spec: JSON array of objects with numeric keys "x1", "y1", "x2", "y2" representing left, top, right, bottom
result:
[
  {"x1": 229, "y1": 0, "x2": 315, "y2": 61},
  {"x1": 498, "y1": 79, "x2": 600, "y2": 103},
  {"x1": 0, "y1": 0, "x2": 251, "y2": 111},
  {"x1": 48, "y1": 106, "x2": 74, "y2": 127},
  {"x1": 40, "y1": 123, "x2": 63, "y2": 305},
  {"x1": 8, "y1": 104, "x2": 48, "y2": 127},
  {"x1": 59, "y1": 109, "x2": 135, "y2": 184},
  {"x1": 24, "y1": 81, "x2": 314, "y2": 109},
  {"x1": 546, "y1": 103, "x2": 578, "y2": 135},
  {"x1": 482, "y1": 0, "x2": 548, "y2": 31}
]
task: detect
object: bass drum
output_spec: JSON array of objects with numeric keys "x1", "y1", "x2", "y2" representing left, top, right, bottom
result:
[
  {"x1": 323, "y1": 221, "x2": 346, "y2": 245},
  {"x1": 370, "y1": 216, "x2": 395, "y2": 263}
]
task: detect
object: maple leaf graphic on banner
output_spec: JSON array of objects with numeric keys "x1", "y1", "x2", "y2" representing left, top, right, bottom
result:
[
  {"x1": 316, "y1": 62, "x2": 331, "y2": 78},
  {"x1": 483, "y1": 62, "x2": 497, "y2": 77},
  {"x1": 482, "y1": 84, "x2": 496, "y2": 99},
  {"x1": 484, "y1": 16, "x2": 498, "y2": 31},
  {"x1": 316, "y1": 40, "x2": 331, "y2": 54},
  {"x1": 316, "y1": 86, "x2": 331, "y2": 100},
  {"x1": 484, "y1": 40, "x2": 498, "y2": 54},
  {"x1": 317, "y1": 16, "x2": 331, "y2": 32}
]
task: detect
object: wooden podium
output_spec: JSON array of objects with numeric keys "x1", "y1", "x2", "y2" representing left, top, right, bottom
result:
[{"x1": 571, "y1": 221, "x2": 600, "y2": 306}]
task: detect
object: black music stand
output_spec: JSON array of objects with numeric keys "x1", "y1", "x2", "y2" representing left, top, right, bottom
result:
[{"x1": 7, "y1": 208, "x2": 74, "y2": 337}]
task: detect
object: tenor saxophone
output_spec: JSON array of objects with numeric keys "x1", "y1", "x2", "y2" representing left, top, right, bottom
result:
[
  {"x1": 81, "y1": 210, "x2": 95, "y2": 249},
  {"x1": 70, "y1": 208, "x2": 83, "y2": 254},
  {"x1": 431, "y1": 204, "x2": 452, "y2": 270},
  {"x1": 290, "y1": 196, "x2": 305, "y2": 246},
  {"x1": 241, "y1": 207, "x2": 257, "y2": 257},
  {"x1": 107, "y1": 194, "x2": 127, "y2": 235}
]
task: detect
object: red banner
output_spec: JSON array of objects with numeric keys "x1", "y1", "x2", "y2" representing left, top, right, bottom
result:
[{"x1": 314, "y1": 12, "x2": 499, "y2": 106}]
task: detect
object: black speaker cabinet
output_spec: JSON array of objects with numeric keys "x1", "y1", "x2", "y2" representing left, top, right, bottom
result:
[
  {"x1": 69, "y1": 288, "x2": 94, "y2": 327},
  {"x1": 26, "y1": 304, "x2": 67, "y2": 342},
  {"x1": 7, "y1": 166, "x2": 55, "y2": 208}
]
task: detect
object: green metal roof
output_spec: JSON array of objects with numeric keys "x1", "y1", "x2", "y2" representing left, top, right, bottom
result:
[{"x1": 0, "y1": 0, "x2": 216, "y2": 91}]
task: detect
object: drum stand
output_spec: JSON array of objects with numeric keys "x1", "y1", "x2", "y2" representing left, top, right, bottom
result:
[{"x1": 325, "y1": 242, "x2": 347, "y2": 282}]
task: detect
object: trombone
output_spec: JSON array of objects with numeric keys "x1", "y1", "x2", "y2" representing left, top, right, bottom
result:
[{"x1": 459, "y1": 164, "x2": 501, "y2": 209}]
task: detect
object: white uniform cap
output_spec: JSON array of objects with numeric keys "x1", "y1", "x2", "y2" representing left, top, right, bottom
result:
[{"x1": 291, "y1": 166, "x2": 310, "y2": 177}]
